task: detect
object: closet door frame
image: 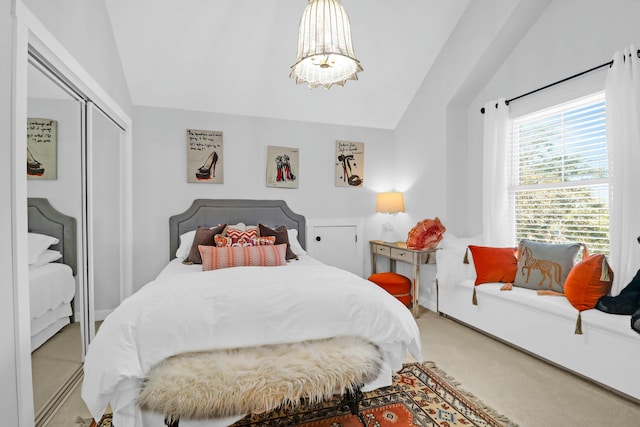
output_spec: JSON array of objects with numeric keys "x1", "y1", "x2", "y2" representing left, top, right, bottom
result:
[{"x1": 11, "y1": 4, "x2": 133, "y2": 426}]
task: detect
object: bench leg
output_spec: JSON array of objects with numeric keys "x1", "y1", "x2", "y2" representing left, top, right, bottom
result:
[
  {"x1": 164, "y1": 416, "x2": 179, "y2": 427},
  {"x1": 341, "y1": 387, "x2": 366, "y2": 427}
]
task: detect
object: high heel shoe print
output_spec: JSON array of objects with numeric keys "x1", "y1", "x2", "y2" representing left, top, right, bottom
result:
[
  {"x1": 338, "y1": 154, "x2": 361, "y2": 186},
  {"x1": 195, "y1": 151, "x2": 218, "y2": 180},
  {"x1": 27, "y1": 148, "x2": 45, "y2": 176}
]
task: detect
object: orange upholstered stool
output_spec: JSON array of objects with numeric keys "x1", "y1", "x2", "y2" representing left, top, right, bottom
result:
[{"x1": 368, "y1": 272, "x2": 412, "y2": 307}]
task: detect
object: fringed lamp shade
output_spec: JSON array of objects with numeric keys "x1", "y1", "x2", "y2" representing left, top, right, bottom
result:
[{"x1": 290, "y1": 0, "x2": 363, "y2": 89}]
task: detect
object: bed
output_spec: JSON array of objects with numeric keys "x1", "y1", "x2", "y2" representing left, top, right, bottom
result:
[
  {"x1": 82, "y1": 199, "x2": 422, "y2": 427},
  {"x1": 27, "y1": 198, "x2": 77, "y2": 352}
]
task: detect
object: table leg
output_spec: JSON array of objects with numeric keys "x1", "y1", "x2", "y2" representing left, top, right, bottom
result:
[
  {"x1": 412, "y1": 264, "x2": 420, "y2": 317},
  {"x1": 370, "y1": 251, "x2": 377, "y2": 275},
  {"x1": 435, "y1": 278, "x2": 439, "y2": 315}
]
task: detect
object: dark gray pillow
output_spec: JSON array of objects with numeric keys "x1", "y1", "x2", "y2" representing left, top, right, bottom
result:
[
  {"x1": 184, "y1": 224, "x2": 226, "y2": 265},
  {"x1": 258, "y1": 224, "x2": 297, "y2": 260},
  {"x1": 513, "y1": 240, "x2": 580, "y2": 293}
]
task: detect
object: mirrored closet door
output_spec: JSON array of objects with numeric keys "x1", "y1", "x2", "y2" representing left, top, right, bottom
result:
[
  {"x1": 87, "y1": 103, "x2": 125, "y2": 339},
  {"x1": 27, "y1": 58, "x2": 85, "y2": 426},
  {"x1": 25, "y1": 50, "x2": 128, "y2": 426}
]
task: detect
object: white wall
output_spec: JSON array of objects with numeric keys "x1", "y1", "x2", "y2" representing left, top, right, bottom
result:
[
  {"x1": 392, "y1": 0, "x2": 550, "y2": 239},
  {"x1": 465, "y1": 0, "x2": 640, "y2": 235},
  {"x1": 21, "y1": 0, "x2": 132, "y2": 115},
  {"x1": 132, "y1": 105, "x2": 395, "y2": 288}
]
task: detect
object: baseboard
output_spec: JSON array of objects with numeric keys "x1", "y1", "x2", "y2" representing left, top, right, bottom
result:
[{"x1": 73, "y1": 309, "x2": 113, "y2": 322}]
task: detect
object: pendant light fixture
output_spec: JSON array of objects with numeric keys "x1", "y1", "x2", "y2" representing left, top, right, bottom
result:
[{"x1": 290, "y1": 0, "x2": 363, "y2": 89}]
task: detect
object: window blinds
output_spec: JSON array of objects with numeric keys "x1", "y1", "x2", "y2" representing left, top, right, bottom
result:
[{"x1": 509, "y1": 92, "x2": 609, "y2": 255}]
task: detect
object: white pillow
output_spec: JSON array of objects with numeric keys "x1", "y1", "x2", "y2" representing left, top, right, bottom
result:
[
  {"x1": 287, "y1": 229, "x2": 307, "y2": 256},
  {"x1": 29, "y1": 249, "x2": 62, "y2": 269},
  {"x1": 436, "y1": 232, "x2": 482, "y2": 287},
  {"x1": 228, "y1": 222, "x2": 246, "y2": 231},
  {"x1": 175, "y1": 225, "x2": 235, "y2": 259},
  {"x1": 175, "y1": 230, "x2": 197, "y2": 259},
  {"x1": 28, "y1": 233, "x2": 59, "y2": 264},
  {"x1": 227, "y1": 223, "x2": 258, "y2": 232}
]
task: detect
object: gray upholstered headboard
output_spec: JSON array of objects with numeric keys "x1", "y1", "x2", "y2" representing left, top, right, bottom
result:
[
  {"x1": 27, "y1": 198, "x2": 77, "y2": 275},
  {"x1": 169, "y1": 199, "x2": 306, "y2": 260}
]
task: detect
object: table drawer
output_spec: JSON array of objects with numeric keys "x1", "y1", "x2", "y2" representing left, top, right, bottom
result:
[
  {"x1": 390, "y1": 247, "x2": 414, "y2": 262},
  {"x1": 372, "y1": 244, "x2": 391, "y2": 256}
]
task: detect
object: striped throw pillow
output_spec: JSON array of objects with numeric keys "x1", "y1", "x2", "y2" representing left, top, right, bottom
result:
[{"x1": 199, "y1": 243, "x2": 287, "y2": 270}]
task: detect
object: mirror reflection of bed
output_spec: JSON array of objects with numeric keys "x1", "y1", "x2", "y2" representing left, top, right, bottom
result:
[{"x1": 27, "y1": 198, "x2": 82, "y2": 422}]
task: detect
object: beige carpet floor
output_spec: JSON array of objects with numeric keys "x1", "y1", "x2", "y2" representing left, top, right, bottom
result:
[
  {"x1": 32, "y1": 322, "x2": 83, "y2": 416},
  {"x1": 44, "y1": 308, "x2": 640, "y2": 426}
]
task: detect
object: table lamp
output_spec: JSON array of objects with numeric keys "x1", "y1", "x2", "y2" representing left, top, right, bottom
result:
[{"x1": 376, "y1": 192, "x2": 405, "y2": 242}]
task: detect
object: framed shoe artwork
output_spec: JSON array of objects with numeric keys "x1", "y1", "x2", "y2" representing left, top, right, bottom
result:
[
  {"x1": 335, "y1": 140, "x2": 364, "y2": 187},
  {"x1": 27, "y1": 118, "x2": 57, "y2": 180},
  {"x1": 266, "y1": 145, "x2": 299, "y2": 189},
  {"x1": 186, "y1": 129, "x2": 223, "y2": 184}
]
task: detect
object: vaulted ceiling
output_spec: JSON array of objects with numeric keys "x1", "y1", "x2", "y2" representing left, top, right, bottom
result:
[{"x1": 104, "y1": 0, "x2": 470, "y2": 129}]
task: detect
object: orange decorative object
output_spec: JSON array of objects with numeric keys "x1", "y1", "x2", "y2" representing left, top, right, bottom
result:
[{"x1": 405, "y1": 217, "x2": 446, "y2": 250}]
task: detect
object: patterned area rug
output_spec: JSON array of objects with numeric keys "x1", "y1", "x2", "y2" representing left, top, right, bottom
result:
[{"x1": 78, "y1": 362, "x2": 517, "y2": 427}]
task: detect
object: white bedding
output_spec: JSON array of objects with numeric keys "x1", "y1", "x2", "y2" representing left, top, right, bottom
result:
[
  {"x1": 82, "y1": 258, "x2": 422, "y2": 427},
  {"x1": 29, "y1": 262, "x2": 76, "y2": 351},
  {"x1": 29, "y1": 263, "x2": 75, "y2": 319}
]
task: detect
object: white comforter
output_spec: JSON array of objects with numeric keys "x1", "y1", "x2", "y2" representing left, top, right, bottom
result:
[
  {"x1": 29, "y1": 262, "x2": 75, "y2": 320},
  {"x1": 82, "y1": 263, "x2": 422, "y2": 427}
]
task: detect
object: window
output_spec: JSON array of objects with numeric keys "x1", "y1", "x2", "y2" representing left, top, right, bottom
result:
[{"x1": 509, "y1": 92, "x2": 609, "y2": 255}]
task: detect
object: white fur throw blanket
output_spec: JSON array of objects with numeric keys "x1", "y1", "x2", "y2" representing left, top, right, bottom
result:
[{"x1": 137, "y1": 336, "x2": 383, "y2": 421}]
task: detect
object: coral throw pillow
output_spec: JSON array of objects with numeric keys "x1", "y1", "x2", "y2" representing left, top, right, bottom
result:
[
  {"x1": 564, "y1": 254, "x2": 613, "y2": 311},
  {"x1": 468, "y1": 245, "x2": 518, "y2": 285},
  {"x1": 199, "y1": 244, "x2": 287, "y2": 271}
]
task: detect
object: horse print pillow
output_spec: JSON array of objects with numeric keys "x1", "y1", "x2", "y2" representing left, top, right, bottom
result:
[{"x1": 514, "y1": 240, "x2": 581, "y2": 293}]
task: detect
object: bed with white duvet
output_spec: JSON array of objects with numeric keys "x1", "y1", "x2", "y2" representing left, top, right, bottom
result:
[
  {"x1": 28, "y1": 198, "x2": 77, "y2": 352},
  {"x1": 82, "y1": 199, "x2": 422, "y2": 427}
]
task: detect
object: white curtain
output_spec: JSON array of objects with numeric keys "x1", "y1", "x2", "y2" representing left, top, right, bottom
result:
[
  {"x1": 606, "y1": 45, "x2": 640, "y2": 295},
  {"x1": 482, "y1": 98, "x2": 513, "y2": 247}
]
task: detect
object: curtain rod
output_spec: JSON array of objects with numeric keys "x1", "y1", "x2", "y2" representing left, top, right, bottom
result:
[{"x1": 479, "y1": 49, "x2": 640, "y2": 114}]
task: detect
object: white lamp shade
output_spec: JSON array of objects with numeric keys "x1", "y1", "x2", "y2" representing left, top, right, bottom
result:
[
  {"x1": 376, "y1": 192, "x2": 405, "y2": 214},
  {"x1": 290, "y1": 0, "x2": 363, "y2": 89}
]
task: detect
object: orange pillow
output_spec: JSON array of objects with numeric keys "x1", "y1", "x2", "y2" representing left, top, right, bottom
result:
[
  {"x1": 564, "y1": 254, "x2": 613, "y2": 311},
  {"x1": 468, "y1": 245, "x2": 518, "y2": 286},
  {"x1": 199, "y1": 244, "x2": 287, "y2": 271}
]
